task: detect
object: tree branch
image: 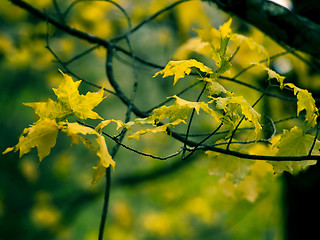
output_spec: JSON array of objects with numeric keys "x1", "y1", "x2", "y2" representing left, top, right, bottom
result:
[{"x1": 209, "y1": 0, "x2": 320, "y2": 61}]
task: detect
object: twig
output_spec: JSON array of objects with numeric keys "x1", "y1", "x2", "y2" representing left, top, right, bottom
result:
[{"x1": 111, "y1": 0, "x2": 192, "y2": 42}]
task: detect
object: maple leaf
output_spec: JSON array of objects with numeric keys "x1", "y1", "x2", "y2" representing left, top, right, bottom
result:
[
  {"x1": 269, "y1": 126, "x2": 318, "y2": 174},
  {"x1": 153, "y1": 59, "x2": 213, "y2": 85},
  {"x1": 24, "y1": 71, "x2": 105, "y2": 121},
  {"x1": 3, "y1": 118, "x2": 60, "y2": 162},
  {"x1": 24, "y1": 98, "x2": 71, "y2": 120},
  {"x1": 285, "y1": 83, "x2": 319, "y2": 127},
  {"x1": 53, "y1": 71, "x2": 105, "y2": 120},
  {"x1": 126, "y1": 96, "x2": 221, "y2": 140}
]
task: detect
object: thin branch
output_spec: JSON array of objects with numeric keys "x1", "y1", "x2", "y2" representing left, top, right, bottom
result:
[
  {"x1": 98, "y1": 166, "x2": 111, "y2": 240},
  {"x1": 182, "y1": 122, "x2": 224, "y2": 161},
  {"x1": 63, "y1": 45, "x2": 100, "y2": 65},
  {"x1": 226, "y1": 93, "x2": 265, "y2": 150},
  {"x1": 145, "y1": 81, "x2": 203, "y2": 114},
  {"x1": 232, "y1": 50, "x2": 290, "y2": 79},
  {"x1": 111, "y1": 0, "x2": 192, "y2": 42},
  {"x1": 182, "y1": 83, "x2": 207, "y2": 159},
  {"x1": 308, "y1": 125, "x2": 319, "y2": 156}
]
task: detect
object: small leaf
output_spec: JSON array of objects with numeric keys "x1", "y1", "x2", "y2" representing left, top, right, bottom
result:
[
  {"x1": 96, "y1": 119, "x2": 124, "y2": 132},
  {"x1": 153, "y1": 59, "x2": 213, "y2": 85},
  {"x1": 265, "y1": 67, "x2": 285, "y2": 89}
]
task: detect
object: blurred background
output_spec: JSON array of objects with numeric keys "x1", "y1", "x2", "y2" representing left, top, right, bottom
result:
[{"x1": 1, "y1": 0, "x2": 319, "y2": 239}]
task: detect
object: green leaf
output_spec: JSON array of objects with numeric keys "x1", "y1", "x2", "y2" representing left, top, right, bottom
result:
[
  {"x1": 269, "y1": 126, "x2": 318, "y2": 174},
  {"x1": 3, "y1": 118, "x2": 59, "y2": 162},
  {"x1": 153, "y1": 59, "x2": 213, "y2": 85}
]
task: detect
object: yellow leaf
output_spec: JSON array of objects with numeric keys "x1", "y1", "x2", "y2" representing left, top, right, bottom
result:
[
  {"x1": 23, "y1": 71, "x2": 105, "y2": 121},
  {"x1": 53, "y1": 71, "x2": 105, "y2": 120},
  {"x1": 219, "y1": 18, "x2": 233, "y2": 39},
  {"x1": 60, "y1": 122, "x2": 96, "y2": 147},
  {"x1": 212, "y1": 95, "x2": 262, "y2": 138},
  {"x1": 3, "y1": 119, "x2": 59, "y2": 162},
  {"x1": 92, "y1": 135, "x2": 115, "y2": 185},
  {"x1": 128, "y1": 119, "x2": 185, "y2": 140},
  {"x1": 24, "y1": 98, "x2": 71, "y2": 120},
  {"x1": 96, "y1": 119, "x2": 124, "y2": 132},
  {"x1": 153, "y1": 59, "x2": 213, "y2": 85}
]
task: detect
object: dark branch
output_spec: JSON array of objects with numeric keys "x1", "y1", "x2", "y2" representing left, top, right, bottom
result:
[{"x1": 210, "y1": 0, "x2": 320, "y2": 61}]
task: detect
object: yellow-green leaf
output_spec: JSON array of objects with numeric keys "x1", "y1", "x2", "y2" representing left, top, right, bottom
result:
[
  {"x1": 270, "y1": 126, "x2": 318, "y2": 174},
  {"x1": 53, "y1": 71, "x2": 105, "y2": 120},
  {"x1": 60, "y1": 121, "x2": 96, "y2": 147},
  {"x1": 128, "y1": 119, "x2": 185, "y2": 140},
  {"x1": 285, "y1": 83, "x2": 318, "y2": 127},
  {"x1": 211, "y1": 95, "x2": 262, "y2": 138},
  {"x1": 24, "y1": 98, "x2": 71, "y2": 120},
  {"x1": 153, "y1": 59, "x2": 213, "y2": 85},
  {"x1": 96, "y1": 119, "x2": 124, "y2": 132},
  {"x1": 207, "y1": 151, "x2": 252, "y2": 185},
  {"x1": 3, "y1": 118, "x2": 59, "y2": 162}
]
